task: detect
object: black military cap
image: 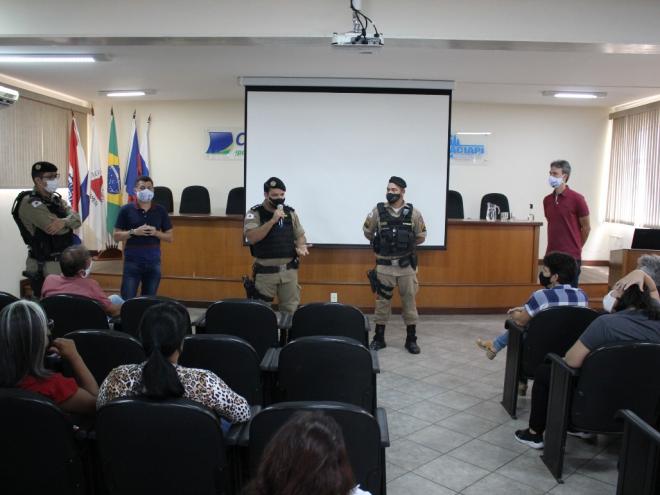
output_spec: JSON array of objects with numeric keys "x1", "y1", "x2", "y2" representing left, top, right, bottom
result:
[
  {"x1": 31, "y1": 161, "x2": 58, "y2": 178},
  {"x1": 389, "y1": 176, "x2": 407, "y2": 189},
  {"x1": 264, "y1": 177, "x2": 286, "y2": 192}
]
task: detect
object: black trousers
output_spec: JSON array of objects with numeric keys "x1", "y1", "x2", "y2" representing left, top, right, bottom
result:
[{"x1": 529, "y1": 363, "x2": 552, "y2": 434}]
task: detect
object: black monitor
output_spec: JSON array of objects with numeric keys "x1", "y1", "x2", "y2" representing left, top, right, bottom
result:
[{"x1": 631, "y1": 228, "x2": 660, "y2": 250}]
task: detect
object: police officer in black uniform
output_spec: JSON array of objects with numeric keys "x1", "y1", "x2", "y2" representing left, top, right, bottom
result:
[{"x1": 12, "y1": 162, "x2": 81, "y2": 296}]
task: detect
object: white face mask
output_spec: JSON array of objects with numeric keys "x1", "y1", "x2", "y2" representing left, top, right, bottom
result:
[
  {"x1": 45, "y1": 179, "x2": 59, "y2": 193},
  {"x1": 82, "y1": 261, "x2": 93, "y2": 278},
  {"x1": 548, "y1": 176, "x2": 564, "y2": 189},
  {"x1": 137, "y1": 189, "x2": 154, "y2": 202},
  {"x1": 602, "y1": 290, "x2": 618, "y2": 313}
]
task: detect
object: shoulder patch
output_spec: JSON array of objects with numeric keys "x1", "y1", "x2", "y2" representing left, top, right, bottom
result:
[
  {"x1": 245, "y1": 212, "x2": 255, "y2": 220},
  {"x1": 30, "y1": 200, "x2": 42, "y2": 208},
  {"x1": 250, "y1": 204, "x2": 261, "y2": 211},
  {"x1": 368, "y1": 211, "x2": 374, "y2": 218}
]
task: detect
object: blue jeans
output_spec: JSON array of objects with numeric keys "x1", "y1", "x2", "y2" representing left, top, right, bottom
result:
[
  {"x1": 121, "y1": 259, "x2": 161, "y2": 300},
  {"x1": 493, "y1": 331, "x2": 509, "y2": 352}
]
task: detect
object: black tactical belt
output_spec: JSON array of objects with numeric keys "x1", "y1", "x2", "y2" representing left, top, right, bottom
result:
[
  {"x1": 376, "y1": 256, "x2": 411, "y2": 266},
  {"x1": 253, "y1": 258, "x2": 299, "y2": 274}
]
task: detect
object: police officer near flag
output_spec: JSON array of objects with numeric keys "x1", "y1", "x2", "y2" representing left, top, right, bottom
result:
[
  {"x1": 12, "y1": 161, "x2": 81, "y2": 296},
  {"x1": 363, "y1": 176, "x2": 427, "y2": 354},
  {"x1": 244, "y1": 177, "x2": 309, "y2": 317}
]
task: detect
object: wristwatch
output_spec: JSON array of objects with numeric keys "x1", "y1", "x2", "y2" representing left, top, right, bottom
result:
[{"x1": 129, "y1": 229, "x2": 135, "y2": 237}]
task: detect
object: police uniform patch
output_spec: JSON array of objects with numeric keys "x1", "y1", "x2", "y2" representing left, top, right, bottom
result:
[
  {"x1": 31, "y1": 200, "x2": 42, "y2": 208},
  {"x1": 246, "y1": 212, "x2": 255, "y2": 220}
]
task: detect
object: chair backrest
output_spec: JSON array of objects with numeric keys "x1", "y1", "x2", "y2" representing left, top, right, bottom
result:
[
  {"x1": 571, "y1": 342, "x2": 660, "y2": 433},
  {"x1": 0, "y1": 389, "x2": 86, "y2": 495},
  {"x1": 96, "y1": 397, "x2": 227, "y2": 495},
  {"x1": 180, "y1": 334, "x2": 262, "y2": 406},
  {"x1": 225, "y1": 187, "x2": 245, "y2": 215},
  {"x1": 0, "y1": 291, "x2": 19, "y2": 312},
  {"x1": 289, "y1": 302, "x2": 369, "y2": 346},
  {"x1": 248, "y1": 401, "x2": 383, "y2": 495},
  {"x1": 479, "y1": 192, "x2": 510, "y2": 219},
  {"x1": 447, "y1": 190, "x2": 464, "y2": 219},
  {"x1": 180, "y1": 185, "x2": 211, "y2": 214},
  {"x1": 153, "y1": 186, "x2": 174, "y2": 213},
  {"x1": 41, "y1": 294, "x2": 109, "y2": 338},
  {"x1": 204, "y1": 299, "x2": 279, "y2": 360},
  {"x1": 64, "y1": 330, "x2": 145, "y2": 385},
  {"x1": 120, "y1": 296, "x2": 190, "y2": 339},
  {"x1": 522, "y1": 306, "x2": 600, "y2": 377},
  {"x1": 278, "y1": 336, "x2": 374, "y2": 412}
]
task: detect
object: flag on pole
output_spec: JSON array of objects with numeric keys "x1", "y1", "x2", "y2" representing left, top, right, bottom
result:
[
  {"x1": 106, "y1": 109, "x2": 122, "y2": 244},
  {"x1": 87, "y1": 110, "x2": 106, "y2": 249},
  {"x1": 68, "y1": 115, "x2": 90, "y2": 228},
  {"x1": 140, "y1": 114, "x2": 151, "y2": 175},
  {"x1": 124, "y1": 111, "x2": 148, "y2": 202}
]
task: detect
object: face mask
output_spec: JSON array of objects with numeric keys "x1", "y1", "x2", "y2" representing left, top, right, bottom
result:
[
  {"x1": 602, "y1": 291, "x2": 618, "y2": 313},
  {"x1": 386, "y1": 193, "x2": 401, "y2": 204},
  {"x1": 269, "y1": 197, "x2": 285, "y2": 207},
  {"x1": 137, "y1": 189, "x2": 154, "y2": 202},
  {"x1": 82, "y1": 261, "x2": 93, "y2": 279},
  {"x1": 548, "y1": 176, "x2": 564, "y2": 189},
  {"x1": 538, "y1": 272, "x2": 552, "y2": 288},
  {"x1": 45, "y1": 179, "x2": 59, "y2": 193}
]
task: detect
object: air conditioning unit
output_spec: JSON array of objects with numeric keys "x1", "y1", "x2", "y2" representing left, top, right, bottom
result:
[{"x1": 0, "y1": 85, "x2": 19, "y2": 107}]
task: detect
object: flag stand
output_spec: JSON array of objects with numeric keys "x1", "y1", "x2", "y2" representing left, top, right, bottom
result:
[{"x1": 96, "y1": 247, "x2": 123, "y2": 260}]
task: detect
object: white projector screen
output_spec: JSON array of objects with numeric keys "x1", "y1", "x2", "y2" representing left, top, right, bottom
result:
[{"x1": 244, "y1": 85, "x2": 451, "y2": 248}]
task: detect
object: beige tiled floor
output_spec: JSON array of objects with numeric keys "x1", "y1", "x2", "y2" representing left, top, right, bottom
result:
[{"x1": 372, "y1": 314, "x2": 619, "y2": 495}]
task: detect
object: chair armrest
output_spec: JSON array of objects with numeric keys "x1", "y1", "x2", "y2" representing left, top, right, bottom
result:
[
  {"x1": 370, "y1": 349, "x2": 380, "y2": 374},
  {"x1": 505, "y1": 318, "x2": 525, "y2": 336},
  {"x1": 545, "y1": 353, "x2": 580, "y2": 378},
  {"x1": 237, "y1": 405, "x2": 263, "y2": 447},
  {"x1": 375, "y1": 407, "x2": 390, "y2": 447},
  {"x1": 260, "y1": 347, "x2": 280, "y2": 372},
  {"x1": 193, "y1": 315, "x2": 206, "y2": 333},
  {"x1": 617, "y1": 409, "x2": 660, "y2": 445}
]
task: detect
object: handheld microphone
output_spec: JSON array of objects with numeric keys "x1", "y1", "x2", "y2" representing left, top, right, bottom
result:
[{"x1": 277, "y1": 204, "x2": 284, "y2": 227}]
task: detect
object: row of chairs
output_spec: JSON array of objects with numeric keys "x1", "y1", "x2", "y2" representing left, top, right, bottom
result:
[
  {"x1": 153, "y1": 185, "x2": 245, "y2": 215},
  {"x1": 499, "y1": 305, "x2": 660, "y2": 481},
  {"x1": 0, "y1": 391, "x2": 388, "y2": 495},
  {"x1": 448, "y1": 190, "x2": 510, "y2": 220}
]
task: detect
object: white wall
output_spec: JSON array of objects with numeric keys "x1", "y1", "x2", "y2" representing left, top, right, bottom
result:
[{"x1": 0, "y1": 97, "x2": 628, "y2": 295}]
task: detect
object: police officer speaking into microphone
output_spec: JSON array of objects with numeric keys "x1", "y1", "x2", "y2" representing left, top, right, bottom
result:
[
  {"x1": 363, "y1": 176, "x2": 427, "y2": 354},
  {"x1": 244, "y1": 177, "x2": 309, "y2": 317},
  {"x1": 12, "y1": 161, "x2": 82, "y2": 297}
]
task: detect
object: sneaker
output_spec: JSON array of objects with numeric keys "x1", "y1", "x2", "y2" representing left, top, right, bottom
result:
[
  {"x1": 518, "y1": 380, "x2": 528, "y2": 396},
  {"x1": 476, "y1": 338, "x2": 498, "y2": 360},
  {"x1": 514, "y1": 428, "x2": 544, "y2": 449},
  {"x1": 567, "y1": 429, "x2": 596, "y2": 440}
]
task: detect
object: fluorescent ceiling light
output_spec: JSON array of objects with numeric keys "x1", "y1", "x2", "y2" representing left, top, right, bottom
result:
[
  {"x1": 106, "y1": 91, "x2": 146, "y2": 97},
  {"x1": 542, "y1": 90, "x2": 606, "y2": 99},
  {"x1": 455, "y1": 132, "x2": 492, "y2": 136},
  {"x1": 0, "y1": 54, "x2": 99, "y2": 63},
  {"x1": 0, "y1": 84, "x2": 19, "y2": 98}
]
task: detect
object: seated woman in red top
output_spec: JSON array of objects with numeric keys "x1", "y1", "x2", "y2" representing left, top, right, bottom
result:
[{"x1": 0, "y1": 300, "x2": 98, "y2": 415}]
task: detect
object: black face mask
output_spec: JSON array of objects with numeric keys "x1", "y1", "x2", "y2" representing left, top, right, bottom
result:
[
  {"x1": 386, "y1": 193, "x2": 401, "y2": 204},
  {"x1": 538, "y1": 272, "x2": 552, "y2": 288},
  {"x1": 268, "y1": 197, "x2": 285, "y2": 208}
]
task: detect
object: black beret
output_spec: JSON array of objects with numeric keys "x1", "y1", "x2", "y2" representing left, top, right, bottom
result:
[
  {"x1": 389, "y1": 176, "x2": 407, "y2": 189},
  {"x1": 31, "y1": 161, "x2": 58, "y2": 178},
  {"x1": 263, "y1": 177, "x2": 286, "y2": 192}
]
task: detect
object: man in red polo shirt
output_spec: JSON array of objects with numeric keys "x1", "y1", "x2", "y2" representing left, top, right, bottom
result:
[{"x1": 543, "y1": 160, "x2": 590, "y2": 287}]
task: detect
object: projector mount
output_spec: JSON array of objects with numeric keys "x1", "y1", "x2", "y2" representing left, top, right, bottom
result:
[{"x1": 332, "y1": 0, "x2": 384, "y2": 47}]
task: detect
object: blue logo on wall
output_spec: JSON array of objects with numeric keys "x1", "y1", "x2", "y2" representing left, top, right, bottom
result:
[
  {"x1": 449, "y1": 135, "x2": 486, "y2": 161},
  {"x1": 207, "y1": 132, "x2": 234, "y2": 154}
]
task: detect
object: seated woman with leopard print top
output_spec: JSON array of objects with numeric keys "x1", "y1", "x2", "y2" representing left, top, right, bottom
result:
[{"x1": 97, "y1": 302, "x2": 250, "y2": 429}]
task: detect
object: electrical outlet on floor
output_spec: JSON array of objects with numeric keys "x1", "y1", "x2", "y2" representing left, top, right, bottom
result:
[{"x1": 330, "y1": 292, "x2": 338, "y2": 303}]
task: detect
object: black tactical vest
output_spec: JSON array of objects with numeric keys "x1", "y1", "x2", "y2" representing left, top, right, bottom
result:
[
  {"x1": 249, "y1": 204, "x2": 297, "y2": 259},
  {"x1": 12, "y1": 190, "x2": 74, "y2": 261},
  {"x1": 373, "y1": 202, "x2": 415, "y2": 256}
]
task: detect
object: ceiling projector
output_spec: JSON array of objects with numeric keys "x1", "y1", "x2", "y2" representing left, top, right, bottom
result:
[{"x1": 332, "y1": 0, "x2": 383, "y2": 47}]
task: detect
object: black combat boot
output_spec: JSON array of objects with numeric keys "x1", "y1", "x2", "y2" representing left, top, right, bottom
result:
[
  {"x1": 405, "y1": 325, "x2": 421, "y2": 354},
  {"x1": 369, "y1": 324, "x2": 386, "y2": 351}
]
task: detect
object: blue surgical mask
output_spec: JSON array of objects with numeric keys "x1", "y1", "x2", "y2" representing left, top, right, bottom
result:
[
  {"x1": 548, "y1": 176, "x2": 563, "y2": 189},
  {"x1": 137, "y1": 189, "x2": 154, "y2": 202}
]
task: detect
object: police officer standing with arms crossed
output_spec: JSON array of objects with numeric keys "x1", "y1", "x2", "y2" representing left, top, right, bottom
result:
[
  {"x1": 363, "y1": 176, "x2": 427, "y2": 354},
  {"x1": 244, "y1": 177, "x2": 309, "y2": 318},
  {"x1": 13, "y1": 162, "x2": 81, "y2": 297}
]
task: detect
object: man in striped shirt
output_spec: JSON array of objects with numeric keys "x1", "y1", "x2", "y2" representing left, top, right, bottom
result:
[{"x1": 477, "y1": 251, "x2": 589, "y2": 360}]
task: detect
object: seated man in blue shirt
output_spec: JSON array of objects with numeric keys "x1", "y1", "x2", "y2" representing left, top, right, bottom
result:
[
  {"x1": 476, "y1": 251, "x2": 589, "y2": 360},
  {"x1": 113, "y1": 176, "x2": 173, "y2": 299}
]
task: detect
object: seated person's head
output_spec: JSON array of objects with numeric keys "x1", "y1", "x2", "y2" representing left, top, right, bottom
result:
[
  {"x1": 638, "y1": 254, "x2": 660, "y2": 288},
  {"x1": 138, "y1": 302, "x2": 190, "y2": 399},
  {"x1": 60, "y1": 245, "x2": 92, "y2": 277},
  {"x1": 540, "y1": 252, "x2": 577, "y2": 287},
  {"x1": 611, "y1": 285, "x2": 660, "y2": 320},
  {"x1": 245, "y1": 411, "x2": 356, "y2": 495},
  {"x1": 0, "y1": 300, "x2": 51, "y2": 387}
]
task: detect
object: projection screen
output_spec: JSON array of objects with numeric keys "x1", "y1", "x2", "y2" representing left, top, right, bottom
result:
[{"x1": 243, "y1": 78, "x2": 452, "y2": 248}]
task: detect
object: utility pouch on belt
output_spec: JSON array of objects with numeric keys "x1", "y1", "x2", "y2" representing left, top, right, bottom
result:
[
  {"x1": 242, "y1": 275, "x2": 274, "y2": 302},
  {"x1": 367, "y1": 269, "x2": 394, "y2": 300}
]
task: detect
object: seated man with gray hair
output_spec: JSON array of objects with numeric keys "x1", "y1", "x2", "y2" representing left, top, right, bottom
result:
[{"x1": 41, "y1": 245, "x2": 123, "y2": 317}]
